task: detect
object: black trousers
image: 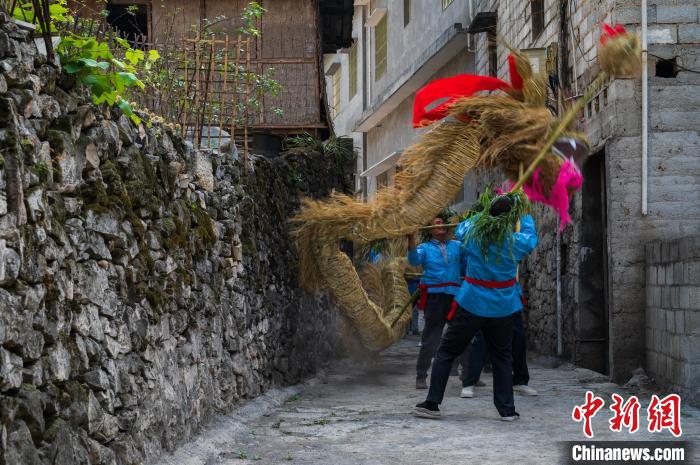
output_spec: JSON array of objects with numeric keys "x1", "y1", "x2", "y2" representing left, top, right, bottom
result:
[
  {"x1": 462, "y1": 311, "x2": 530, "y2": 387},
  {"x1": 416, "y1": 293, "x2": 468, "y2": 379},
  {"x1": 426, "y1": 307, "x2": 516, "y2": 417}
]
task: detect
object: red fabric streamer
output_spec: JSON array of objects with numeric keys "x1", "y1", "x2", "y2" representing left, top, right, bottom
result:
[
  {"x1": 412, "y1": 74, "x2": 511, "y2": 127},
  {"x1": 508, "y1": 55, "x2": 524, "y2": 90},
  {"x1": 600, "y1": 23, "x2": 627, "y2": 44}
]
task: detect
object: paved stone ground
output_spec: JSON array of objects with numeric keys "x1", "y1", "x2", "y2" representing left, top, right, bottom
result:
[{"x1": 155, "y1": 337, "x2": 700, "y2": 465}]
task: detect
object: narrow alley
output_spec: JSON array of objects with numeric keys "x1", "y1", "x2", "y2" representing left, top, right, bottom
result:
[{"x1": 156, "y1": 338, "x2": 700, "y2": 465}]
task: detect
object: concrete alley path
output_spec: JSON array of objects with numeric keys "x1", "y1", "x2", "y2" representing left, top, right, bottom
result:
[{"x1": 156, "y1": 337, "x2": 700, "y2": 465}]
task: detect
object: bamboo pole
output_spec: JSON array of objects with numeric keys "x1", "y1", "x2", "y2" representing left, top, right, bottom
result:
[
  {"x1": 244, "y1": 37, "x2": 251, "y2": 175},
  {"x1": 417, "y1": 222, "x2": 461, "y2": 230},
  {"x1": 182, "y1": 40, "x2": 189, "y2": 138},
  {"x1": 231, "y1": 34, "x2": 242, "y2": 153},
  {"x1": 194, "y1": 30, "x2": 202, "y2": 146},
  {"x1": 219, "y1": 33, "x2": 229, "y2": 151},
  {"x1": 391, "y1": 289, "x2": 421, "y2": 327}
]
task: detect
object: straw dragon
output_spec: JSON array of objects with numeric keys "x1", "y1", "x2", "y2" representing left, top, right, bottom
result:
[{"x1": 292, "y1": 26, "x2": 641, "y2": 351}]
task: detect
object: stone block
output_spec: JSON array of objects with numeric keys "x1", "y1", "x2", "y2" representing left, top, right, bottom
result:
[
  {"x1": 680, "y1": 336, "x2": 690, "y2": 362},
  {"x1": 687, "y1": 261, "x2": 700, "y2": 285},
  {"x1": 681, "y1": 286, "x2": 691, "y2": 309},
  {"x1": 656, "y1": 5, "x2": 698, "y2": 24},
  {"x1": 0, "y1": 347, "x2": 23, "y2": 391},
  {"x1": 691, "y1": 287, "x2": 700, "y2": 310},
  {"x1": 679, "y1": 23, "x2": 700, "y2": 44},
  {"x1": 667, "y1": 312, "x2": 675, "y2": 334},
  {"x1": 662, "y1": 287, "x2": 671, "y2": 308},
  {"x1": 658, "y1": 265, "x2": 667, "y2": 285},
  {"x1": 672, "y1": 287, "x2": 680, "y2": 309},
  {"x1": 647, "y1": 265, "x2": 657, "y2": 286},
  {"x1": 674, "y1": 262, "x2": 684, "y2": 285},
  {"x1": 676, "y1": 310, "x2": 686, "y2": 335}
]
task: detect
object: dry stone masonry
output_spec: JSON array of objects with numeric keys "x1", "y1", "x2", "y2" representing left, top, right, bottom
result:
[{"x1": 0, "y1": 12, "x2": 354, "y2": 465}]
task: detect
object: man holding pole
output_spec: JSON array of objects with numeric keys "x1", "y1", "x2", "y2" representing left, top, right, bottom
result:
[
  {"x1": 407, "y1": 215, "x2": 468, "y2": 390},
  {"x1": 413, "y1": 195, "x2": 538, "y2": 420}
]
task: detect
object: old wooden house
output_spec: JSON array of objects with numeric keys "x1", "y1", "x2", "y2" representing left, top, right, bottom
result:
[{"x1": 71, "y1": 0, "x2": 353, "y2": 149}]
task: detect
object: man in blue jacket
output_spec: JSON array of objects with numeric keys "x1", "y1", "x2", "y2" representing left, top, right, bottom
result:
[
  {"x1": 407, "y1": 216, "x2": 468, "y2": 390},
  {"x1": 413, "y1": 196, "x2": 538, "y2": 421}
]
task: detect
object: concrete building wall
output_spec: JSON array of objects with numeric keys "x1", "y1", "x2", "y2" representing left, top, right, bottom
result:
[
  {"x1": 472, "y1": 0, "x2": 700, "y2": 381},
  {"x1": 645, "y1": 236, "x2": 700, "y2": 407},
  {"x1": 324, "y1": 1, "x2": 477, "y2": 200}
]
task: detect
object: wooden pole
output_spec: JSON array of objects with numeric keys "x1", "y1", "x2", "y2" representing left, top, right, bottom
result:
[
  {"x1": 391, "y1": 289, "x2": 421, "y2": 327},
  {"x1": 231, "y1": 34, "x2": 242, "y2": 150},
  {"x1": 219, "y1": 33, "x2": 229, "y2": 151},
  {"x1": 244, "y1": 37, "x2": 251, "y2": 175},
  {"x1": 194, "y1": 30, "x2": 202, "y2": 146}
]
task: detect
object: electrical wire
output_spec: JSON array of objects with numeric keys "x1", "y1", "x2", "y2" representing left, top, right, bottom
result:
[{"x1": 569, "y1": 0, "x2": 595, "y2": 63}]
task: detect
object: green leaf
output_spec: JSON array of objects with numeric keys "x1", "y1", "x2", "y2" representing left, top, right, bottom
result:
[
  {"x1": 116, "y1": 72, "x2": 144, "y2": 90},
  {"x1": 115, "y1": 37, "x2": 131, "y2": 48},
  {"x1": 62, "y1": 61, "x2": 84, "y2": 73},
  {"x1": 125, "y1": 49, "x2": 145, "y2": 65},
  {"x1": 111, "y1": 59, "x2": 127, "y2": 70},
  {"x1": 148, "y1": 49, "x2": 161, "y2": 62}
]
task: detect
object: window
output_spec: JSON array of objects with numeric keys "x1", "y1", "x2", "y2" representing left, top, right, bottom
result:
[
  {"x1": 376, "y1": 170, "x2": 389, "y2": 189},
  {"x1": 531, "y1": 0, "x2": 545, "y2": 40},
  {"x1": 375, "y1": 15, "x2": 387, "y2": 80},
  {"x1": 332, "y1": 67, "x2": 342, "y2": 117},
  {"x1": 404, "y1": 0, "x2": 411, "y2": 26},
  {"x1": 442, "y1": 0, "x2": 454, "y2": 10},
  {"x1": 349, "y1": 43, "x2": 358, "y2": 99},
  {"x1": 487, "y1": 30, "x2": 497, "y2": 77}
]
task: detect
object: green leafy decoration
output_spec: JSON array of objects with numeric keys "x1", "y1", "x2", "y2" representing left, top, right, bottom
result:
[{"x1": 462, "y1": 187, "x2": 531, "y2": 259}]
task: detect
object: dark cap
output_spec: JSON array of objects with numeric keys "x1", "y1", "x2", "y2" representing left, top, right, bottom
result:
[{"x1": 489, "y1": 195, "x2": 512, "y2": 217}]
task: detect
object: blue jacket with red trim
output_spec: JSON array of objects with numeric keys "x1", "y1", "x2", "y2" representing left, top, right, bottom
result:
[
  {"x1": 453, "y1": 214, "x2": 538, "y2": 317},
  {"x1": 407, "y1": 239, "x2": 466, "y2": 296}
]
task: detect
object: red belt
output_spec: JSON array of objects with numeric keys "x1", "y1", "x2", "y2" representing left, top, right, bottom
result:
[
  {"x1": 446, "y1": 276, "x2": 519, "y2": 321},
  {"x1": 417, "y1": 282, "x2": 460, "y2": 311}
]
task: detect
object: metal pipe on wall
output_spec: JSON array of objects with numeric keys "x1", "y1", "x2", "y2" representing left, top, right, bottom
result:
[{"x1": 641, "y1": 0, "x2": 649, "y2": 216}]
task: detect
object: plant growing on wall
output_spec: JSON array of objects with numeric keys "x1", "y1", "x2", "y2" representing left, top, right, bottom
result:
[{"x1": 12, "y1": 0, "x2": 159, "y2": 125}]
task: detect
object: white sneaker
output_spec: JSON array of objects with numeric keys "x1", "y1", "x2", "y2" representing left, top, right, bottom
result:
[
  {"x1": 513, "y1": 384, "x2": 538, "y2": 396},
  {"x1": 501, "y1": 413, "x2": 520, "y2": 422},
  {"x1": 460, "y1": 386, "x2": 474, "y2": 398}
]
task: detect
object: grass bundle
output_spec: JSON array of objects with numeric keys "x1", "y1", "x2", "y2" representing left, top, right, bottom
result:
[{"x1": 463, "y1": 188, "x2": 530, "y2": 259}]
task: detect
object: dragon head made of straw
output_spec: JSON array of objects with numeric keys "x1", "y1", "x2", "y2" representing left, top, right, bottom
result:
[{"x1": 413, "y1": 24, "x2": 641, "y2": 225}]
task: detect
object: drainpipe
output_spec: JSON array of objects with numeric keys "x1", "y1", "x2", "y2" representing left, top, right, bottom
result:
[
  {"x1": 641, "y1": 0, "x2": 648, "y2": 216},
  {"x1": 556, "y1": 234, "x2": 562, "y2": 356}
]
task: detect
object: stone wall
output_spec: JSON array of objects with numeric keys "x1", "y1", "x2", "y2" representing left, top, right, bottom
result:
[
  {"x1": 0, "y1": 13, "x2": 353, "y2": 465},
  {"x1": 645, "y1": 236, "x2": 700, "y2": 407}
]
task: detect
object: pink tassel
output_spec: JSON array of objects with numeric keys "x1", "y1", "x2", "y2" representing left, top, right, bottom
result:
[{"x1": 506, "y1": 160, "x2": 584, "y2": 232}]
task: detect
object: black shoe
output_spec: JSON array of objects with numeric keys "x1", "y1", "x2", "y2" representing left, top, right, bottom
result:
[
  {"x1": 415, "y1": 377, "x2": 428, "y2": 390},
  {"x1": 500, "y1": 412, "x2": 520, "y2": 422},
  {"x1": 413, "y1": 401, "x2": 441, "y2": 419}
]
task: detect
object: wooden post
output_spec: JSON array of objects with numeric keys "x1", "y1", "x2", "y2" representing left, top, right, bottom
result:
[
  {"x1": 244, "y1": 37, "x2": 251, "y2": 175},
  {"x1": 194, "y1": 30, "x2": 202, "y2": 147},
  {"x1": 182, "y1": 38, "x2": 189, "y2": 138},
  {"x1": 231, "y1": 34, "x2": 242, "y2": 153},
  {"x1": 219, "y1": 33, "x2": 229, "y2": 151}
]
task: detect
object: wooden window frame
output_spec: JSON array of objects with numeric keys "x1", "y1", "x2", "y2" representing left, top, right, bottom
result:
[
  {"x1": 349, "y1": 42, "x2": 358, "y2": 99},
  {"x1": 531, "y1": 0, "x2": 545, "y2": 41},
  {"x1": 374, "y1": 15, "x2": 387, "y2": 81},
  {"x1": 332, "y1": 66, "x2": 342, "y2": 117}
]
